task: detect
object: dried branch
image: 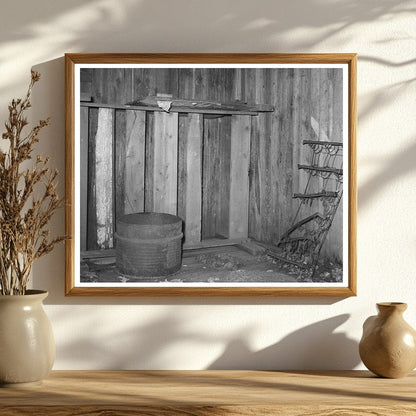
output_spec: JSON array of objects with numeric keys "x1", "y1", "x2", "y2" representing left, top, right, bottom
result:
[{"x1": 0, "y1": 71, "x2": 67, "y2": 295}]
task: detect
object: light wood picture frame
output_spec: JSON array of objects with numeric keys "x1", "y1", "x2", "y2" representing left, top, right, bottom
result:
[{"x1": 65, "y1": 53, "x2": 357, "y2": 296}]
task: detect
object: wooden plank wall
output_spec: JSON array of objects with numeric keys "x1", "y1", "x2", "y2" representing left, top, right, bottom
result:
[
  {"x1": 80, "y1": 68, "x2": 343, "y2": 260},
  {"x1": 242, "y1": 67, "x2": 343, "y2": 260}
]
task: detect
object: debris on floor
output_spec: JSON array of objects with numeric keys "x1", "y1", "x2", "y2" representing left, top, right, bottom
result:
[{"x1": 80, "y1": 245, "x2": 343, "y2": 284}]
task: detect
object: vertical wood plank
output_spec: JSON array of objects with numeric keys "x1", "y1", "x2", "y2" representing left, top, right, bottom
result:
[
  {"x1": 194, "y1": 68, "x2": 208, "y2": 99},
  {"x1": 332, "y1": 68, "x2": 344, "y2": 143},
  {"x1": 233, "y1": 69, "x2": 243, "y2": 101},
  {"x1": 270, "y1": 68, "x2": 283, "y2": 241},
  {"x1": 153, "y1": 112, "x2": 179, "y2": 215},
  {"x1": 201, "y1": 118, "x2": 214, "y2": 238},
  {"x1": 320, "y1": 69, "x2": 332, "y2": 142},
  {"x1": 216, "y1": 69, "x2": 234, "y2": 238},
  {"x1": 308, "y1": 69, "x2": 322, "y2": 201},
  {"x1": 216, "y1": 116, "x2": 231, "y2": 238},
  {"x1": 201, "y1": 69, "x2": 221, "y2": 238},
  {"x1": 246, "y1": 69, "x2": 260, "y2": 242},
  {"x1": 124, "y1": 68, "x2": 134, "y2": 103},
  {"x1": 223, "y1": 68, "x2": 235, "y2": 102},
  {"x1": 229, "y1": 115, "x2": 251, "y2": 239},
  {"x1": 80, "y1": 69, "x2": 92, "y2": 99},
  {"x1": 124, "y1": 110, "x2": 146, "y2": 214},
  {"x1": 87, "y1": 108, "x2": 98, "y2": 250},
  {"x1": 177, "y1": 114, "x2": 187, "y2": 220},
  {"x1": 115, "y1": 110, "x2": 146, "y2": 220},
  {"x1": 91, "y1": 69, "x2": 107, "y2": 104},
  {"x1": 291, "y1": 69, "x2": 302, "y2": 203},
  {"x1": 280, "y1": 69, "x2": 294, "y2": 236},
  {"x1": 184, "y1": 113, "x2": 203, "y2": 245},
  {"x1": 107, "y1": 68, "x2": 127, "y2": 105},
  {"x1": 145, "y1": 112, "x2": 154, "y2": 212},
  {"x1": 328, "y1": 69, "x2": 342, "y2": 260},
  {"x1": 323, "y1": 68, "x2": 344, "y2": 261},
  {"x1": 256, "y1": 69, "x2": 271, "y2": 242},
  {"x1": 300, "y1": 69, "x2": 319, "y2": 225},
  {"x1": 133, "y1": 68, "x2": 151, "y2": 99},
  {"x1": 178, "y1": 68, "x2": 194, "y2": 100},
  {"x1": 155, "y1": 69, "x2": 172, "y2": 95},
  {"x1": 202, "y1": 118, "x2": 220, "y2": 238},
  {"x1": 177, "y1": 69, "x2": 202, "y2": 229},
  {"x1": 80, "y1": 106, "x2": 88, "y2": 251},
  {"x1": 94, "y1": 108, "x2": 114, "y2": 249},
  {"x1": 115, "y1": 109, "x2": 126, "y2": 221},
  {"x1": 299, "y1": 69, "x2": 312, "y2": 197},
  {"x1": 316, "y1": 69, "x2": 326, "y2": 215}
]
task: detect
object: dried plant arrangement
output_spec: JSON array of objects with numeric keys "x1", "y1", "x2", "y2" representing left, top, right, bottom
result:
[{"x1": 0, "y1": 71, "x2": 66, "y2": 295}]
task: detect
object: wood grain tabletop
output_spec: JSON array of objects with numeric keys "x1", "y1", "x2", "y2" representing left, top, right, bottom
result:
[{"x1": 1, "y1": 370, "x2": 415, "y2": 415}]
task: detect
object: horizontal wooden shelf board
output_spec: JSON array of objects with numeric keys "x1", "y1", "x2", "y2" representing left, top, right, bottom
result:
[
  {"x1": 128, "y1": 96, "x2": 274, "y2": 113},
  {"x1": 80, "y1": 101, "x2": 272, "y2": 116},
  {"x1": 1, "y1": 370, "x2": 415, "y2": 410}
]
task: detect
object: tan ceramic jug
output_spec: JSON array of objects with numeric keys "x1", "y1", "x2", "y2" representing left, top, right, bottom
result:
[
  {"x1": 359, "y1": 302, "x2": 416, "y2": 378},
  {"x1": 0, "y1": 290, "x2": 55, "y2": 386}
]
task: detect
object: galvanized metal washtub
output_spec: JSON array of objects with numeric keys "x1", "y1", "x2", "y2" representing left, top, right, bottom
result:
[{"x1": 115, "y1": 212, "x2": 183, "y2": 278}]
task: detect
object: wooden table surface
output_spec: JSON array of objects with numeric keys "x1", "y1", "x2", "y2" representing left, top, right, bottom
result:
[{"x1": 1, "y1": 370, "x2": 415, "y2": 415}]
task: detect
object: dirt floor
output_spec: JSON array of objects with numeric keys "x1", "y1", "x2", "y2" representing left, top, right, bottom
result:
[{"x1": 80, "y1": 245, "x2": 342, "y2": 284}]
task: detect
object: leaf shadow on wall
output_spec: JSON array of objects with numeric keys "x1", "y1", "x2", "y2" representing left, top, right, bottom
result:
[
  {"x1": 208, "y1": 314, "x2": 360, "y2": 370},
  {"x1": 52, "y1": 309, "x2": 359, "y2": 370},
  {"x1": 1, "y1": 0, "x2": 411, "y2": 50},
  {"x1": 358, "y1": 139, "x2": 416, "y2": 210},
  {"x1": 356, "y1": 54, "x2": 416, "y2": 210},
  {"x1": 0, "y1": 0, "x2": 414, "y2": 97},
  {"x1": 53, "y1": 310, "x2": 222, "y2": 369}
]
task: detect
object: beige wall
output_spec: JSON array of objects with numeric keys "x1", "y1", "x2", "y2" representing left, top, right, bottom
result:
[{"x1": 0, "y1": 0, "x2": 415, "y2": 370}]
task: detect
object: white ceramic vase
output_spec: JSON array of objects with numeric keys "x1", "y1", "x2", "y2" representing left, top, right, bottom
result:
[{"x1": 0, "y1": 290, "x2": 55, "y2": 387}]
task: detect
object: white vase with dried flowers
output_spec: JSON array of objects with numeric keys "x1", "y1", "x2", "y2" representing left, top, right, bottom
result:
[{"x1": 0, "y1": 71, "x2": 65, "y2": 387}]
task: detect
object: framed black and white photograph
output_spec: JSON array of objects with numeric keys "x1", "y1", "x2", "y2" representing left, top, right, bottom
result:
[{"x1": 65, "y1": 53, "x2": 356, "y2": 296}]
